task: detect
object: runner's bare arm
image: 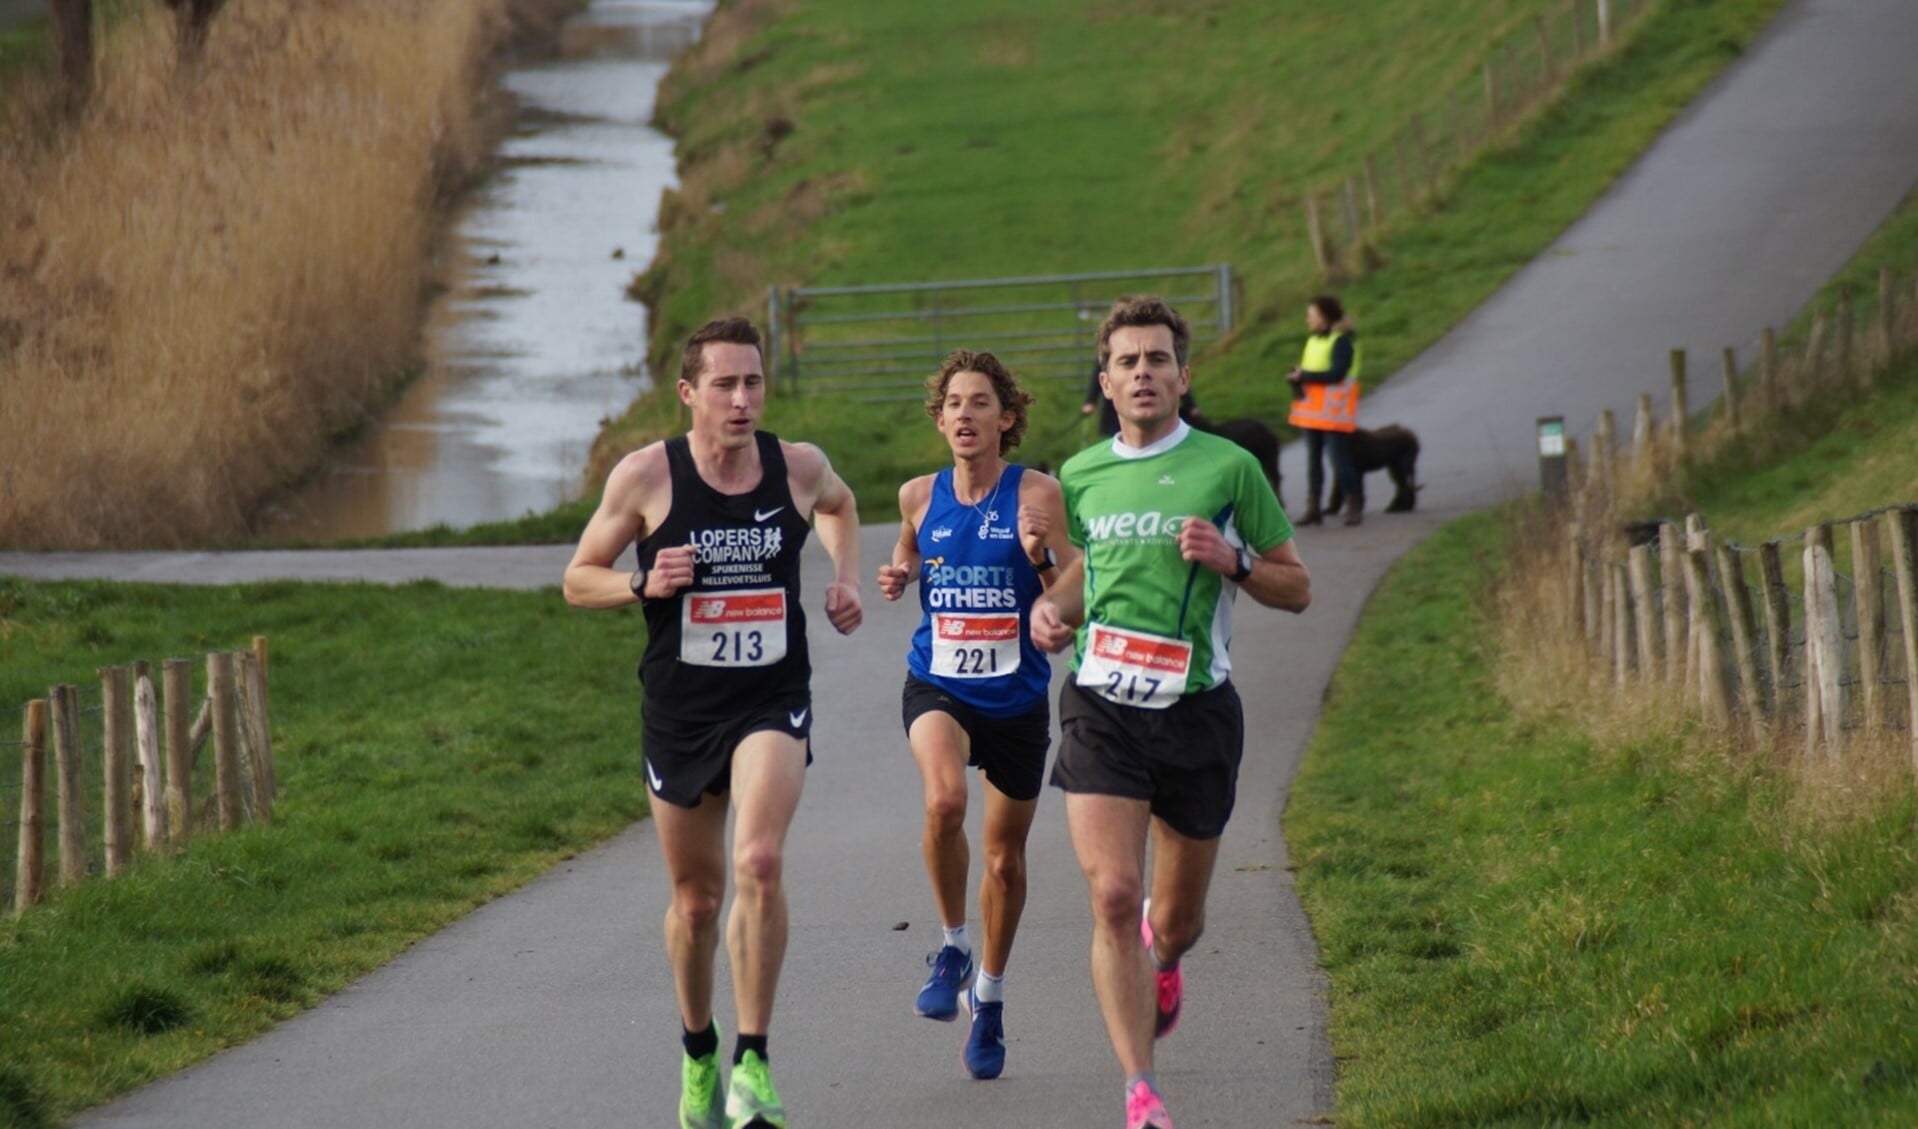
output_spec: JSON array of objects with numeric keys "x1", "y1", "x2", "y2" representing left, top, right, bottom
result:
[
  {"x1": 1016, "y1": 470, "x2": 1080, "y2": 596},
  {"x1": 877, "y1": 477, "x2": 930, "y2": 602},
  {"x1": 1177, "y1": 516, "x2": 1310, "y2": 613},
  {"x1": 563, "y1": 446, "x2": 677, "y2": 609},
  {"x1": 789, "y1": 441, "x2": 864, "y2": 634},
  {"x1": 1029, "y1": 555, "x2": 1086, "y2": 654}
]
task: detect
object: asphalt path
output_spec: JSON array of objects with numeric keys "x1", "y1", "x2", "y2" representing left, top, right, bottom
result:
[{"x1": 5, "y1": 0, "x2": 1918, "y2": 1125}]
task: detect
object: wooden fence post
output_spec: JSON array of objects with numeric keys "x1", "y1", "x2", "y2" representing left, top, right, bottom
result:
[
  {"x1": 1759, "y1": 541, "x2": 1793, "y2": 727},
  {"x1": 1600, "y1": 552, "x2": 1619, "y2": 676},
  {"x1": 1612, "y1": 562, "x2": 1633, "y2": 685},
  {"x1": 1632, "y1": 393, "x2": 1655, "y2": 469},
  {"x1": 1342, "y1": 176, "x2": 1362, "y2": 251},
  {"x1": 1804, "y1": 528, "x2": 1844, "y2": 760},
  {"x1": 100, "y1": 665, "x2": 133, "y2": 878},
  {"x1": 1628, "y1": 543, "x2": 1660, "y2": 682},
  {"x1": 1668, "y1": 349, "x2": 1689, "y2": 462},
  {"x1": 1305, "y1": 193, "x2": 1332, "y2": 278},
  {"x1": 1715, "y1": 544, "x2": 1765, "y2": 723},
  {"x1": 1659, "y1": 522, "x2": 1686, "y2": 685},
  {"x1": 1598, "y1": 0, "x2": 1613, "y2": 47},
  {"x1": 51, "y1": 684, "x2": 86, "y2": 887},
  {"x1": 1535, "y1": 15, "x2": 1553, "y2": 81},
  {"x1": 1599, "y1": 410, "x2": 1620, "y2": 501},
  {"x1": 16, "y1": 701, "x2": 47, "y2": 915},
  {"x1": 237, "y1": 650, "x2": 276, "y2": 823},
  {"x1": 208, "y1": 652, "x2": 245, "y2": 831},
  {"x1": 1720, "y1": 346, "x2": 1741, "y2": 433},
  {"x1": 163, "y1": 659, "x2": 193, "y2": 846},
  {"x1": 1885, "y1": 506, "x2": 1918, "y2": 774},
  {"x1": 1685, "y1": 524, "x2": 1732, "y2": 726},
  {"x1": 1803, "y1": 308, "x2": 1827, "y2": 384},
  {"x1": 1851, "y1": 520, "x2": 1885, "y2": 734},
  {"x1": 132, "y1": 660, "x2": 166, "y2": 849},
  {"x1": 1583, "y1": 535, "x2": 1604, "y2": 659}
]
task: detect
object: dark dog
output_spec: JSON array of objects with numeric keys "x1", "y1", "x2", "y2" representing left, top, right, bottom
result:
[
  {"x1": 1327, "y1": 423, "x2": 1421, "y2": 514},
  {"x1": 1191, "y1": 416, "x2": 1282, "y2": 509}
]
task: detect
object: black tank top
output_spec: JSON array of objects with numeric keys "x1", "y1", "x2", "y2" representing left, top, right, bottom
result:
[{"x1": 636, "y1": 432, "x2": 812, "y2": 720}]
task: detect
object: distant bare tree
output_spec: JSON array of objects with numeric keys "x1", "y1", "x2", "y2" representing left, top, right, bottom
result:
[
  {"x1": 163, "y1": 0, "x2": 226, "y2": 64},
  {"x1": 43, "y1": 0, "x2": 93, "y2": 107}
]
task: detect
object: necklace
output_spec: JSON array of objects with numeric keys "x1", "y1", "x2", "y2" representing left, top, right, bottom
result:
[{"x1": 958, "y1": 468, "x2": 1005, "y2": 538}]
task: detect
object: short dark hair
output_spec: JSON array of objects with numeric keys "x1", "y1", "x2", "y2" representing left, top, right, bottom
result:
[
  {"x1": 680, "y1": 317, "x2": 763, "y2": 386},
  {"x1": 1096, "y1": 296, "x2": 1191, "y2": 369},
  {"x1": 924, "y1": 349, "x2": 1034, "y2": 455},
  {"x1": 1309, "y1": 294, "x2": 1345, "y2": 325}
]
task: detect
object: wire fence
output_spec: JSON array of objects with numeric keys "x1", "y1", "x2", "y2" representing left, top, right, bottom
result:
[{"x1": 5, "y1": 641, "x2": 278, "y2": 915}]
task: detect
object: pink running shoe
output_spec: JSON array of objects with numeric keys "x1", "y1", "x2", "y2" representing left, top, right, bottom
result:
[
  {"x1": 1139, "y1": 898, "x2": 1183, "y2": 1038},
  {"x1": 1125, "y1": 1078, "x2": 1175, "y2": 1129}
]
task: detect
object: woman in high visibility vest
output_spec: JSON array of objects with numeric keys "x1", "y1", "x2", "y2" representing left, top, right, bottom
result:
[{"x1": 1285, "y1": 294, "x2": 1362, "y2": 525}]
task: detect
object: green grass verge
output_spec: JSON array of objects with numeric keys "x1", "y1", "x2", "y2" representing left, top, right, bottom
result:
[
  {"x1": 598, "y1": 0, "x2": 1788, "y2": 509},
  {"x1": 1287, "y1": 510, "x2": 1918, "y2": 1126},
  {"x1": 0, "y1": 579, "x2": 646, "y2": 1126}
]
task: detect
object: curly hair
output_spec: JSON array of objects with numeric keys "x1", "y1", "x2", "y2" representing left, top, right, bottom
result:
[
  {"x1": 1096, "y1": 295, "x2": 1191, "y2": 369},
  {"x1": 923, "y1": 349, "x2": 1034, "y2": 455}
]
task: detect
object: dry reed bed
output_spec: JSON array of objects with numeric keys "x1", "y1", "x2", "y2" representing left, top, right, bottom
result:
[{"x1": 0, "y1": 1, "x2": 539, "y2": 548}]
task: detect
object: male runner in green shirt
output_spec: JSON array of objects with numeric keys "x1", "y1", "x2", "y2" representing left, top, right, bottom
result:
[{"x1": 1031, "y1": 296, "x2": 1310, "y2": 1129}]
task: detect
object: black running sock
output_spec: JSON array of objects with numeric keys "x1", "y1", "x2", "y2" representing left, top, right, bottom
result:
[
  {"x1": 682, "y1": 1021, "x2": 718, "y2": 1060},
  {"x1": 733, "y1": 1033, "x2": 768, "y2": 1065}
]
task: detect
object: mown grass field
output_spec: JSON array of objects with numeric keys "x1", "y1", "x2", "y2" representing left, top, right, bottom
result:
[
  {"x1": 0, "y1": 580, "x2": 645, "y2": 1128},
  {"x1": 593, "y1": 0, "x2": 1790, "y2": 509}
]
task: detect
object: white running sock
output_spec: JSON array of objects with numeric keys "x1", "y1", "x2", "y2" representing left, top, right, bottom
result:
[
  {"x1": 943, "y1": 923, "x2": 972, "y2": 953},
  {"x1": 972, "y1": 970, "x2": 1004, "y2": 1004}
]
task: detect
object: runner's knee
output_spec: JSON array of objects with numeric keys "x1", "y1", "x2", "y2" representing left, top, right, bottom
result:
[
  {"x1": 1087, "y1": 871, "x2": 1144, "y2": 927},
  {"x1": 923, "y1": 787, "x2": 967, "y2": 836},
  {"x1": 732, "y1": 839, "x2": 785, "y2": 892},
  {"x1": 983, "y1": 841, "x2": 1026, "y2": 890},
  {"x1": 671, "y1": 883, "x2": 723, "y2": 931}
]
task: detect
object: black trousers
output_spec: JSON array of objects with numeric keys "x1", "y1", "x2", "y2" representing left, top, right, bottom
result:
[{"x1": 1304, "y1": 428, "x2": 1359, "y2": 501}]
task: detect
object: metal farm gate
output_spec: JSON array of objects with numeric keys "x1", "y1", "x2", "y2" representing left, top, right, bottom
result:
[{"x1": 766, "y1": 265, "x2": 1235, "y2": 401}]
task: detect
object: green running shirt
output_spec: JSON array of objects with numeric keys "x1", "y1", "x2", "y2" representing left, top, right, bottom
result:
[{"x1": 1061, "y1": 422, "x2": 1293, "y2": 698}]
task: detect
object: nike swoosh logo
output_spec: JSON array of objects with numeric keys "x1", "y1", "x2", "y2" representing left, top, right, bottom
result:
[
  {"x1": 754, "y1": 507, "x2": 785, "y2": 522},
  {"x1": 645, "y1": 759, "x2": 664, "y2": 793},
  {"x1": 788, "y1": 708, "x2": 809, "y2": 729}
]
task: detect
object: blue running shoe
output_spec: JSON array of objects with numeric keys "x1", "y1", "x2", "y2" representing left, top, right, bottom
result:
[
  {"x1": 914, "y1": 944, "x2": 974, "y2": 1021},
  {"x1": 963, "y1": 985, "x2": 1005, "y2": 1080}
]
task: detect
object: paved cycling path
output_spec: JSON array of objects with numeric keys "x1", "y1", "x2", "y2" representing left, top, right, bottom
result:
[{"x1": 6, "y1": 1, "x2": 1918, "y2": 1125}]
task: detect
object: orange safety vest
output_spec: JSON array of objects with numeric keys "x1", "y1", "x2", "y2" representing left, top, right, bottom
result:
[{"x1": 1287, "y1": 330, "x2": 1361, "y2": 433}]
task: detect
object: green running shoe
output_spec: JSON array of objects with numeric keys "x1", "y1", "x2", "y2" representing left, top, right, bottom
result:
[
  {"x1": 724, "y1": 1049, "x2": 787, "y2": 1129},
  {"x1": 679, "y1": 1023, "x2": 724, "y2": 1129}
]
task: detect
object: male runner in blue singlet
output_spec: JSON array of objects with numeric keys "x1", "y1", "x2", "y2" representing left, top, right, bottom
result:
[
  {"x1": 564, "y1": 317, "x2": 863, "y2": 1129},
  {"x1": 876, "y1": 350, "x2": 1076, "y2": 1079}
]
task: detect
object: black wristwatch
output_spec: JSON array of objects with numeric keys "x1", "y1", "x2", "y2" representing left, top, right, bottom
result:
[
  {"x1": 1032, "y1": 547, "x2": 1058, "y2": 573},
  {"x1": 1229, "y1": 547, "x2": 1255, "y2": 584},
  {"x1": 629, "y1": 565, "x2": 649, "y2": 601}
]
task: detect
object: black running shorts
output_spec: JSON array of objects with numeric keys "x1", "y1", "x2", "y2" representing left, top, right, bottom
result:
[
  {"x1": 1050, "y1": 679, "x2": 1244, "y2": 840},
  {"x1": 641, "y1": 694, "x2": 814, "y2": 809},
  {"x1": 900, "y1": 676, "x2": 1050, "y2": 802}
]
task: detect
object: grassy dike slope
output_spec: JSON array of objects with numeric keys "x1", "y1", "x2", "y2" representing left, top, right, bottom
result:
[
  {"x1": 0, "y1": 582, "x2": 646, "y2": 1127},
  {"x1": 1288, "y1": 202, "x2": 1918, "y2": 1125},
  {"x1": 595, "y1": 0, "x2": 1788, "y2": 507}
]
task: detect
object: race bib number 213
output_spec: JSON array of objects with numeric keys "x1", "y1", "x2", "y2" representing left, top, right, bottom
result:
[{"x1": 680, "y1": 588, "x2": 789, "y2": 668}]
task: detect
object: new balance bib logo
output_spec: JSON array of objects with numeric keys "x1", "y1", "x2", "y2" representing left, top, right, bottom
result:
[{"x1": 754, "y1": 506, "x2": 785, "y2": 522}]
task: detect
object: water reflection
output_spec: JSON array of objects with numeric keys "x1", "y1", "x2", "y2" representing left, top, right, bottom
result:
[{"x1": 258, "y1": 0, "x2": 709, "y2": 542}]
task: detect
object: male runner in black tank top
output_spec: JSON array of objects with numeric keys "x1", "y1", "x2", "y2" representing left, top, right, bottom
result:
[{"x1": 564, "y1": 316, "x2": 863, "y2": 1129}]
